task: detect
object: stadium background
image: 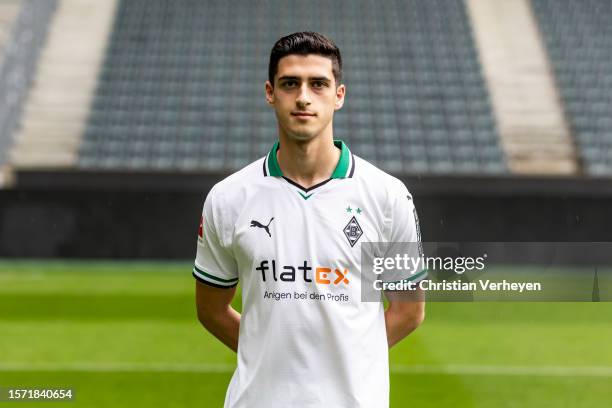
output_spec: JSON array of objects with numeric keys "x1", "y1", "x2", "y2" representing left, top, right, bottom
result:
[{"x1": 0, "y1": 0, "x2": 611, "y2": 407}]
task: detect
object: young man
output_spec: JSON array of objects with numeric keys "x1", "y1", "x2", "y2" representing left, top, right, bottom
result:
[{"x1": 194, "y1": 31, "x2": 425, "y2": 408}]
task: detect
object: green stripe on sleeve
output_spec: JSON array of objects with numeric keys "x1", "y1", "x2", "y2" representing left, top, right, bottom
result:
[{"x1": 193, "y1": 265, "x2": 238, "y2": 284}]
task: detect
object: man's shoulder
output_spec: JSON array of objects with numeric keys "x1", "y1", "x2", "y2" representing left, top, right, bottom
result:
[
  {"x1": 353, "y1": 154, "x2": 411, "y2": 198},
  {"x1": 206, "y1": 157, "x2": 266, "y2": 203}
]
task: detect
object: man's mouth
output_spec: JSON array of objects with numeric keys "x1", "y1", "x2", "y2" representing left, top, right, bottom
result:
[{"x1": 291, "y1": 112, "x2": 316, "y2": 118}]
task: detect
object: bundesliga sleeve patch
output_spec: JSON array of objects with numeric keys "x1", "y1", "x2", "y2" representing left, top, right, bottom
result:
[{"x1": 198, "y1": 216, "x2": 204, "y2": 242}]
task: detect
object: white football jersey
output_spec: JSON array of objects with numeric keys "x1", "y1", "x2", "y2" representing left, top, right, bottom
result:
[{"x1": 194, "y1": 140, "x2": 424, "y2": 408}]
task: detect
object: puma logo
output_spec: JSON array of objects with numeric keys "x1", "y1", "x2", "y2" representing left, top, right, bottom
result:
[{"x1": 250, "y1": 217, "x2": 274, "y2": 238}]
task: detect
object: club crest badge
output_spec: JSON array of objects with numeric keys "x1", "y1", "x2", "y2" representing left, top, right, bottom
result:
[{"x1": 343, "y1": 216, "x2": 363, "y2": 247}]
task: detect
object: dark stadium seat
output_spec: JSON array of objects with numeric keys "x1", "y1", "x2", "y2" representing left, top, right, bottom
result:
[
  {"x1": 78, "y1": 0, "x2": 506, "y2": 175},
  {"x1": 532, "y1": 0, "x2": 612, "y2": 176}
]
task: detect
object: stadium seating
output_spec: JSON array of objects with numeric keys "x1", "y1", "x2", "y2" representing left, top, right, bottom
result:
[
  {"x1": 0, "y1": 0, "x2": 55, "y2": 169},
  {"x1": 9, "y1": 0, "x2": 118, "y2": 169},
  {"x1": 532, "y1": 0, "x2": 612, "y2": 176},
  {"x1": 79, "y1": 0, "x2": 506, "y2": 174},
  {"x1": 0, "y1": 1, "x2": 21, "y2": 61},
  {"x1": 466, "y1": 0, "x2": 578, "y2": 175},
  {"x1": 0, "y1": 0, "x2": 22, "y2": 182}
]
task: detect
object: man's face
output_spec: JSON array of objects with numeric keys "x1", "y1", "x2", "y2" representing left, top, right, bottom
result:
[{"x1": 265, "y1": 54, "x2": 345, "y2": 142}]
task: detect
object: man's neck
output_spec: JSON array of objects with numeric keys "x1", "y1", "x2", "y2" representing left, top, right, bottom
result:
[{"x1": 277, "y1": 132, "x2": 341, "y2": 189}]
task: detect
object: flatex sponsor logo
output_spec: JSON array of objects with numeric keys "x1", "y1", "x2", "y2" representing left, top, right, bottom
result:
[{"x1": 256, "y1": 260, "x2": 349, "y2": 286}]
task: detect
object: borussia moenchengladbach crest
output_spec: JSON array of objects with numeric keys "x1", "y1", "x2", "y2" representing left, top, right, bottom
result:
[{"x1": 343, "y1": 216, "x2": 363, "y2": 247}]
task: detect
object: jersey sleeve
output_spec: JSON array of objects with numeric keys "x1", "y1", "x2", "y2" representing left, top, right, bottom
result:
[
  {"x1": 382, "y1": 179, "x2": 427, "y2": 284},
  {"x1": 193, "y1": 187, "x2": 239, "y2": 288}
]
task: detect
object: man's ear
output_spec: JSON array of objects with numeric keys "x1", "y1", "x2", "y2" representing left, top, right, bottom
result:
[
  {"x1": 334, "y1": 83, "x2": 346, "y2": 110},
  {"x1": 265, "y1": 81, "x2": 274, "y2": 105}
]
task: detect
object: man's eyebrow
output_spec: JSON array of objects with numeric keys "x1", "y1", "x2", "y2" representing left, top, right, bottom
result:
[
  {"x1": 277, "y1": 76, "x2": 331, "y2": 82},
  {"x1": 309, "y1": 76, "x2": 331, "y2": 82}
]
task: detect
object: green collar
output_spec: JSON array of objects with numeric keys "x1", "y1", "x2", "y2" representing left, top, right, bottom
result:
[{"x1": 265, "y1": 140, "x2": 352, "y2": 179}]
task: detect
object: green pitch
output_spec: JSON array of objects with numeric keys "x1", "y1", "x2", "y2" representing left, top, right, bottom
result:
[{"x1": 0, "y1": 261, "x2": 611, "y2": 407}]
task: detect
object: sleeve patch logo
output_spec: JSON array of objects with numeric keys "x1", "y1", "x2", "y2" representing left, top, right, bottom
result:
[{"x1": 198, "y1": 216, "x2": 204, "y2": 241}]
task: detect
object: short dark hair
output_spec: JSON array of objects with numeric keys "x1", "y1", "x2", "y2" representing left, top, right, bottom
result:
[{"x1": 268, "y1": 31, "x2": 343, "y2": 86}]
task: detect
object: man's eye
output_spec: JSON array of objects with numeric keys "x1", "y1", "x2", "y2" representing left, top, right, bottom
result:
[
  {"x1": 283, "y1": 81, "x2": 297, "y2": 88},
  {"x1": 312, "y1": 81, "x2": 326, "y2": 88}
]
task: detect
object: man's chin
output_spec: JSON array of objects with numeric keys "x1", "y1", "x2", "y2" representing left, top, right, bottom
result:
[{"x1": 285, "y1": 130, "x2": 318, "y2": 142}]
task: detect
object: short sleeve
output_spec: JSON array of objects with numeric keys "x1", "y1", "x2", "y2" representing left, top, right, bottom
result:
[
  {"x1": 193, "y1": 188, "x2": 239, "y2": 288},
  {"x1": 383, "y1": 180, "x2": 427, "y2": 284}
]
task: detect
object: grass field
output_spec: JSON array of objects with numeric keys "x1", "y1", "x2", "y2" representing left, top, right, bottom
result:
[{"x1": 0, "y1": 260, "x2": 611, "y2": 407}]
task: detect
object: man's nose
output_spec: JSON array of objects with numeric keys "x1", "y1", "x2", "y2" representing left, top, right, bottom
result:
[{"x1": 296, "y1": 84, "x2": 312, "y2": 107}]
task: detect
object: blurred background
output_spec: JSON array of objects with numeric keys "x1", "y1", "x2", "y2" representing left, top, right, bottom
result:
[{"x1": 0, "y1": 0, "x2": 611, "y2": 407}]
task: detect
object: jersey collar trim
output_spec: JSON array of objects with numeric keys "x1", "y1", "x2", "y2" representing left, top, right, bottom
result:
[{"x1": 264, "y1": 140, "x2": 353, "y2": 179}]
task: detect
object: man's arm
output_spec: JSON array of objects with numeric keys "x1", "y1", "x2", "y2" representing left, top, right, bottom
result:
[
  {"x1": 195, "y1": 280, "x2": 241, "y2": 352},
  {"x1": 384, "y1": 288, "x2": 425, "y2": 348}
]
